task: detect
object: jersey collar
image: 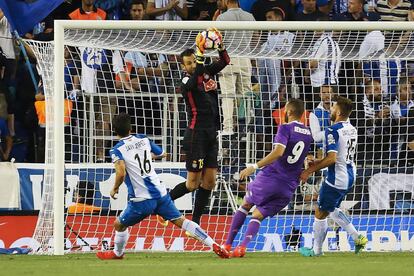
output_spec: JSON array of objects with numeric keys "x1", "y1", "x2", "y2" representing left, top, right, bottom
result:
[{"x1": 120, "y1": 135, "x2": 133, "y2": 140}]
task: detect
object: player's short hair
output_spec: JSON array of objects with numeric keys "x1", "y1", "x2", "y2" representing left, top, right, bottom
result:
[
  {"x1": 286, "y1": 98, "x2": 305, "y2": 118},
  {"x1": 113, "y1": 113, "x2": 131, "y2": 137},
  {"x1": 180, "y1": 48, "x2": 195, "y2": 62},
  {"x1": 335, "y1": 96, "x2": 353, "y2": 118},
  {"x1": 227, "y1": 0, "x2": 240, "y2": 4}
]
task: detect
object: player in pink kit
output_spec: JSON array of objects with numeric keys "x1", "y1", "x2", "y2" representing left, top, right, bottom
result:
[{"x1": 223, "y1": 99, "x2": 313, "y2": 257}]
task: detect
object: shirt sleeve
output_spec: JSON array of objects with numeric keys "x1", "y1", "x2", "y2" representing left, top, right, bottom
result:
[
  {"x1": 309, "y1": 112, "x2": 324, "y2": 143},
  {"x1": 149, "y1": 139, "x2": 164, "y2": 156},
  {"x1": 274, "y1": 125, "x2": 289, "y2": 148},
  {"x1": 325, "y1": 127, "x2": 339, "y2": 153},
  {"x1": 110, "y1": 148, "x2": 123, "y2": 163}
]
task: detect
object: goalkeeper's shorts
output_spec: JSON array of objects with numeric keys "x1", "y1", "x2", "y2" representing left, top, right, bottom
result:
[{"x1": 182, "y1": 128, "x2": 218, "y2": 172}]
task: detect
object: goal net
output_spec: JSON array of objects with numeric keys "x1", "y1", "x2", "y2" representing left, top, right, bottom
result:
[{"x1": 27, "y1": 21, "x2": 414, "y2": 254}]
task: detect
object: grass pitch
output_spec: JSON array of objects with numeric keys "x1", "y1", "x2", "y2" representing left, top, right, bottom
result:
[{"x1": 1, "y1": 252, "x2": 412, "y2": 276}]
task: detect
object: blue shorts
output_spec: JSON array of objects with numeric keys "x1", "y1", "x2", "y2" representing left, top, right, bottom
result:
[
  {"x1": 318, "y1": 182, "x2": 351, "y2": 212},
  {"x1": 118, "y1": 194, "x2": 182, "y2": 227}
]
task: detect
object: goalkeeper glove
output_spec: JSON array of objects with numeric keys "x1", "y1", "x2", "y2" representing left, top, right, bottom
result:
[{"x1": 195, "y1": 32, "x2": 206, "y2": 63}]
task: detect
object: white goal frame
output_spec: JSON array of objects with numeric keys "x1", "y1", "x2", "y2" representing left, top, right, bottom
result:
[{"x1": 51, "y1": 20, "x2": 414, "y2": 255}]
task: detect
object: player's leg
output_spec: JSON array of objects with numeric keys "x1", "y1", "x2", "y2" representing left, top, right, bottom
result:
[
  {"x1": 231, "y1": 207, "x2": 264, "y2": 258},
  {"x1": 169, "y1": 129, "x2": 204, "y2": 201},
  {"x1": 223, "y1": 199, "x2": 253, "y2": 251},
  {"x1": 191, "y1": 168, "x2": 216, "y2": 225},
  {"x1": 156, "y1": 194, "x2": 229, "y2": 258},
  {"x1": 329, "y1": 190, "x2": 367, "y2": 253},
  {"x1": 97, "y1": 200, "x2": 155, "y2": 260},
  {"x1": 300, "y1": 183, "x2": 337, "y2": 257},
  {"x1": 192, "y1": 134, "x2": 219, "y2": 224}
]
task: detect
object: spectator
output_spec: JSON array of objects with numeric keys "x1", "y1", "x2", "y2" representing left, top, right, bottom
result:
[
  {"x1": 251, "y1": 0, "x2": 295, "y2": 21},
  {"x1": 294, "y1": 0, "x2": 326, "y2": 20},
  {"x1": 333, "y1": 0, "x2": 367, "y2": 21},
  {"x1": 258, "y1": 7, "x2": 294, "y2": 108},
  {"x1": 292, "y1": 0, "x2": 334, "y2": 15},
  {"x1": 390, "y1": 78, "x2": 413, "y2": 159},
  {"x1": 69, "y1": 0, "x2": 107, "y2": 20},
  {"x1": 306, "y1": 31, "x2": 341, "y2": 107},
  {"x1": 391, "y1": 78, "x2": 414, "y2": 120},
  {"x1": 399, "y1": 108, "x2": 414, "y2": 166},
  {"x1": 191, "y1": 0, "x2": 218, "y2": 20},
  {"x1": 146, "y1": 0, "x2": 188, "y2": 20},
  {"x1": 375, "y1": 0, "x2": 414, "y2": 21},
  {"x1": 309, "y1": 85, "x2": 335, "y2": 158},
  {"x1": 356, "y1": 78, "x2": 393, "y2": 163},
  {"x1": 212, "y1": 0, "x2": 226, "y2": 20},
  {"x1": 0, "y1": 82, "x2": 12, "y2": 161},
  {"x1": 0, "y1": 10, "x2": 16, "y2": 140},
  {"x1": 129, "y1": 0, "x2": 146, "y2": 20},
  {"x1": 217, "y1": 0, "x2": 255, "y2": 136}
]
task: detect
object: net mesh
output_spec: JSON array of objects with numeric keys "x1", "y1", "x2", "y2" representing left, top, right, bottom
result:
[{"x1": 28, "y1": 24, "x2": 414, "y2": 254}]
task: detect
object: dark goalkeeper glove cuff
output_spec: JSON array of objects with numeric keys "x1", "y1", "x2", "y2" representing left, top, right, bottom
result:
[{"x1": 195, "y1": 50, "x2": 205, "y2": 64}]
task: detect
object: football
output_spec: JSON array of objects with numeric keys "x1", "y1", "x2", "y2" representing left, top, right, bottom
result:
[{"x1": 201, "y1": 30, "x2": 221, "y2": 50}]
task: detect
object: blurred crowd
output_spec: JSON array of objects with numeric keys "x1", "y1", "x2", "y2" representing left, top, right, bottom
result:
[{"x1": 0, "y1": 0, "x2": 413, "y2": 176}]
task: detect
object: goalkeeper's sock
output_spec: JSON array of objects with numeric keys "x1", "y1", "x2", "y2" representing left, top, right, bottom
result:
[
  {"x1": 182, "y1": 219, "x2": 214, "y2": 247},
  {"x1": 313, "y1": 218, "x2": 328, "y2": 255},
  {"x1": 240, "y1": 218, "x2": 261, "y2": 247},
  {"x1": 192, "y1": 187, "x2": 211, "y2": 225},
  {"x1": 330, "y1": 208, "x2": 359, "y2": 240},
  {"x1": 169, "y1": 181, "x2": 190, "y2": 200},
  {"x1": 225, "y1": 207, "x2": 248, "y2": 246},
  {"x1": 113, "y1": 230, "x2": 129, "y2": 257}
]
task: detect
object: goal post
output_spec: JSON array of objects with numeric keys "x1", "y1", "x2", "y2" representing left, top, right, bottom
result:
[{"x1": 27, "y1": 20, "x2": 414, "y2": 255}]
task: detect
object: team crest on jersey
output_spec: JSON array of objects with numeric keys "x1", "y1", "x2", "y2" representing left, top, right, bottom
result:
[
  {"x1": 111, "y1": 153, "x2": 119, "y2": 162},
  {"x1": 204, "y1": 79, "x2": 217, "y2": 92},
  {"x1": 327, "y1": 134, "x2": 335, "y2": 145}
]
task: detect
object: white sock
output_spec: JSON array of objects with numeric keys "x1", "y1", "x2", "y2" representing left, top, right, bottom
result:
[
  {"x1": 113, "y1": 230, "x2": 129, "y2": 256},
  {"x1": 330, "y1": 208, "x2": 359, "y2": 240},
  {"x1": 313, "y1": 218, "x2": 328, "y2": 255},
  {"x1": 182, "y1": 219, "x2": 215, "y2": 247}
]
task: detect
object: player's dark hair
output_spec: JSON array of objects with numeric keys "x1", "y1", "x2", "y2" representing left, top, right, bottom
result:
[
  {"x1": 336, "y1": 96, "x2": 353, "y2": 118},
  {"x1": 287, "y1": 98, "x2": 305, "y2": 118},
  {"x1": 113, "y1": 113, "x2": 131, "y2": 137},
  {"x1": 180, "y1": 48, "x2": 195, "y2": 62}
]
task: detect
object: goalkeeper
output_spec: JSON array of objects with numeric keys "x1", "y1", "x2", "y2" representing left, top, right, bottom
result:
[{"x1": 162, "y1": 29, "x2": 230, "y2": 227}]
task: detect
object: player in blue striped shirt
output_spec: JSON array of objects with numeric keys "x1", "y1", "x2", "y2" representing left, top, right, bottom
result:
[
  {"x1": 299, "y1": 97, "x2": 368, "y2": 256},
  {"x1": 96, "y1": 113, "x2": 229, "y2": 259}
]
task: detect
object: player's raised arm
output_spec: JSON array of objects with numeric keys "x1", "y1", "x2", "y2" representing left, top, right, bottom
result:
[{"x1": 205, "y1": 28, "x2": 231, "y2": 75}]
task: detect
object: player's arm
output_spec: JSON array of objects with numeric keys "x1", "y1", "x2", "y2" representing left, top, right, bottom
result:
[
  {"x1": 149, "y1": 138, "x2": 166, "y2": 158},
  {"x1": 205, "y1": 29, "x2": 230, "y2": 75},
  {"x1": 111, "y1": 160, "x2": 126, "y2": 199},
  {"x1": 239, "y1": 144, "x2": 286, "y2": 180},
  {"x1": 181, "y1": 33, "x2": 207, "y2": 90},
  {"x1": 300, "y1": 127, "x2": 338, "y2": 183},
  {"x1": 239, "y1": 125, "x2": 288, "y2": 180}
]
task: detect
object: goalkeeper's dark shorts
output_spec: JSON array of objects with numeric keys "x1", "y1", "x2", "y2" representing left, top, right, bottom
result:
[{"x1": 182, "y1": 128, "x2": 218, "y2": 172}]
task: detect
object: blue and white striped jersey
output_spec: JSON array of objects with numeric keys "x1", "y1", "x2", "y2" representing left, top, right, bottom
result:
[
  {"x1": 110, "y1": 134, "x2": 166, "y2": 200},
  {"x1": 325, "y1": 121, "x2": 357, "y2": 190}
]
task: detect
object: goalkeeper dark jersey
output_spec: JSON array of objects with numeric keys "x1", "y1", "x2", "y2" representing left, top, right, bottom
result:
[{"x1": 181, "y1": 50, "x2": 230, "y2": 130}]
